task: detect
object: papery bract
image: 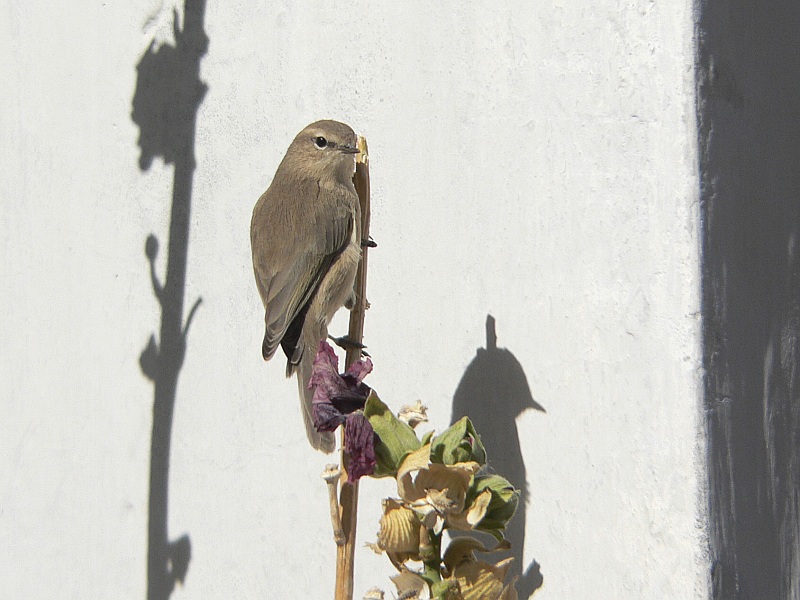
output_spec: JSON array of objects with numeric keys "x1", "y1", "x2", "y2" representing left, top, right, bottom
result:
[
  {"x1": 377, "y1": 498, "x2": 421, "y2": 556},
  {"x1": 396, "y1": 445, "x2": 481, "y2": 533},
  {"x1": 451, "y1": 557, "x2": 517, "y2": 600}
]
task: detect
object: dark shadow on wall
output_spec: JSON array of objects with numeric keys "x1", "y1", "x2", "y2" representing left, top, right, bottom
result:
[
  {"x1": 131, "y1": 2, "x2": 207, "y2": 599},
  {"x1": 697, "y1": 1, "x2": 800, "y2": 598},
  {"x1": 450, "y1": 315, "x2": 545, "y2": 599}
]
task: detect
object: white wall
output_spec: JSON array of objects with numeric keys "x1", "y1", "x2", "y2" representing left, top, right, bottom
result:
[{"x1": 0, "y1": 1, "x2": 707, "y2": 598}]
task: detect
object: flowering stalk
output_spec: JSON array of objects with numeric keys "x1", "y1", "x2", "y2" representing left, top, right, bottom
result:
[
  {"x1": 421, "y1": 530, "x2": 442, "y2": 585},
  {"x1": 308, "y1": 135, "x2": 526, "y2": 599},
  {"x1": 335, "y1": 135, "x2": 371, "y2": 600}
]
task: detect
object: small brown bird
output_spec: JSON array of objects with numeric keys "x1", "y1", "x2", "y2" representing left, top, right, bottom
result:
[{"x1": 251, "y1": 120, "x2": 362, "y2": 452}]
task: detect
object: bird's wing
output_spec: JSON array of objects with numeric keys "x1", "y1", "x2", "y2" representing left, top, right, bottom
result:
[{"x1": 253, "y1": 180, "x2": 354, "y2": 361}]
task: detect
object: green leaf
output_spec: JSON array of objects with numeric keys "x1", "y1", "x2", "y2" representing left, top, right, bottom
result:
[
  {"x1": 430, "y1": 417, "x2": 486, "y2": 466},
  {"x1": 420, "y1": 430, "x2": 434, "y2": 446},
  {"x1": 466, "y1": 474, "x2": 520, "y2": 540},
  {"x1": 364, "y1": 391, "x2": 421, "y2": 477}
]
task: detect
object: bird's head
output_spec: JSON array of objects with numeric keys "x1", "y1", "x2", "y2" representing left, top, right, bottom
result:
[{"x1": 285, "y1": 120, "x2": 360, "y2": 182}]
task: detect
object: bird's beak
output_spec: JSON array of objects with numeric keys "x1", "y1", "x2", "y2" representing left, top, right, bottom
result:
[{"x1": 339, "y1": 145, "x2": 360, "y2": 154}]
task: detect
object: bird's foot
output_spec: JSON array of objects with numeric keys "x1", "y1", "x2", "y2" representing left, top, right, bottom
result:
[
  {"x1": 328, "y1": 334, "x2": 370, "y2": 356},
  {"x1": 361, "y1": 237, "x2": 377, "y2": 248}
]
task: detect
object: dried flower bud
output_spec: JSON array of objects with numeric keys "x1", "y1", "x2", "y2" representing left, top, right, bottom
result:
[{"x1": 397, "y1": 400, "x2": 428, "y2": 429}]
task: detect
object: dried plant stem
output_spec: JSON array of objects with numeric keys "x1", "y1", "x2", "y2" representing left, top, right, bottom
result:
[
  {"x1": 322, "y1": 465, "x2": 346, "y2": 546},
  {"x1": 334, "y1": 136, "x2": 371, "y2": 600},
  {"x1": 421, "y1": 530, "x2": 442, "y2": 585}
]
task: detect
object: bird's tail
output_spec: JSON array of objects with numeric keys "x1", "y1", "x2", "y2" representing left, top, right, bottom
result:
[{"x1": 295, "y1": 350, "x2": 336, "y2": 453}]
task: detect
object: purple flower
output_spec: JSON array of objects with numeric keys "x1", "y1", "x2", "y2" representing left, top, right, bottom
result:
[
  {"x1": 345, "y1": 413, "x2": 377, "y2": 481},
  {"x1": 310, "y1": 341, "x2": 373, "y2": 427},
  {"x1": 309, "y1": 341, "x2": 376, "y2": 480}
]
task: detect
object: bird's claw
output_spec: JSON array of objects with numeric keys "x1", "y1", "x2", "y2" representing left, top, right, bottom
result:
[{"x1": 361, "y1": 237, "x2": 377, "y2": 248}]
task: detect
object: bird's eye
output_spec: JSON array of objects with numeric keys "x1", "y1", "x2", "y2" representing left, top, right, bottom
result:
[{"x1": 313, "y1": 136, "x2": 328, "y2": 149}]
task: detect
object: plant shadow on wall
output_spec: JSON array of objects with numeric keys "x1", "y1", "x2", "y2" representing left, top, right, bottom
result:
[
  {"x1": 450, "y1": 315, "x2": 545, "y2": 599},
  {"x1": 131, "y1": 1, "x2": 207, "y2": 599}
]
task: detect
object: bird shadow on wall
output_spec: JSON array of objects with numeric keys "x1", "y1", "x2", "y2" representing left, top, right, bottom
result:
[
  {"x1": 131, "y1": 1, "x2": 207, "y2": 599},
  {"x1": 450, "y1": 315, "x2": 545, "y2": 599}
]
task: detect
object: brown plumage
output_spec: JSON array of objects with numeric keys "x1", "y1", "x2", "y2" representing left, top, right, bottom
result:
[{"x1": 251, "y1": 120, "x2": 361, "y2": 453}]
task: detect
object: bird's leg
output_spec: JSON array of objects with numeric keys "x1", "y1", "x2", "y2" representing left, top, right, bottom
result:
[
  {"x1": 327, "y1": 334, "x2": 369, "y2": 357},
  {"x1": 351, "y1": 237, "x2": 374, "y2": 311}
]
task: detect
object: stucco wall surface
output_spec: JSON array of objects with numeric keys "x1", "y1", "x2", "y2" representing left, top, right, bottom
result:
[{"x1": 0, "y1": 1, "x2": 706, "y2": 598}]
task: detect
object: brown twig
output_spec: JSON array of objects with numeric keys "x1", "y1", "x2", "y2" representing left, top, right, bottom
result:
[{"x1": 334, "y1": 136, "x2": 371, "y2": 600}]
